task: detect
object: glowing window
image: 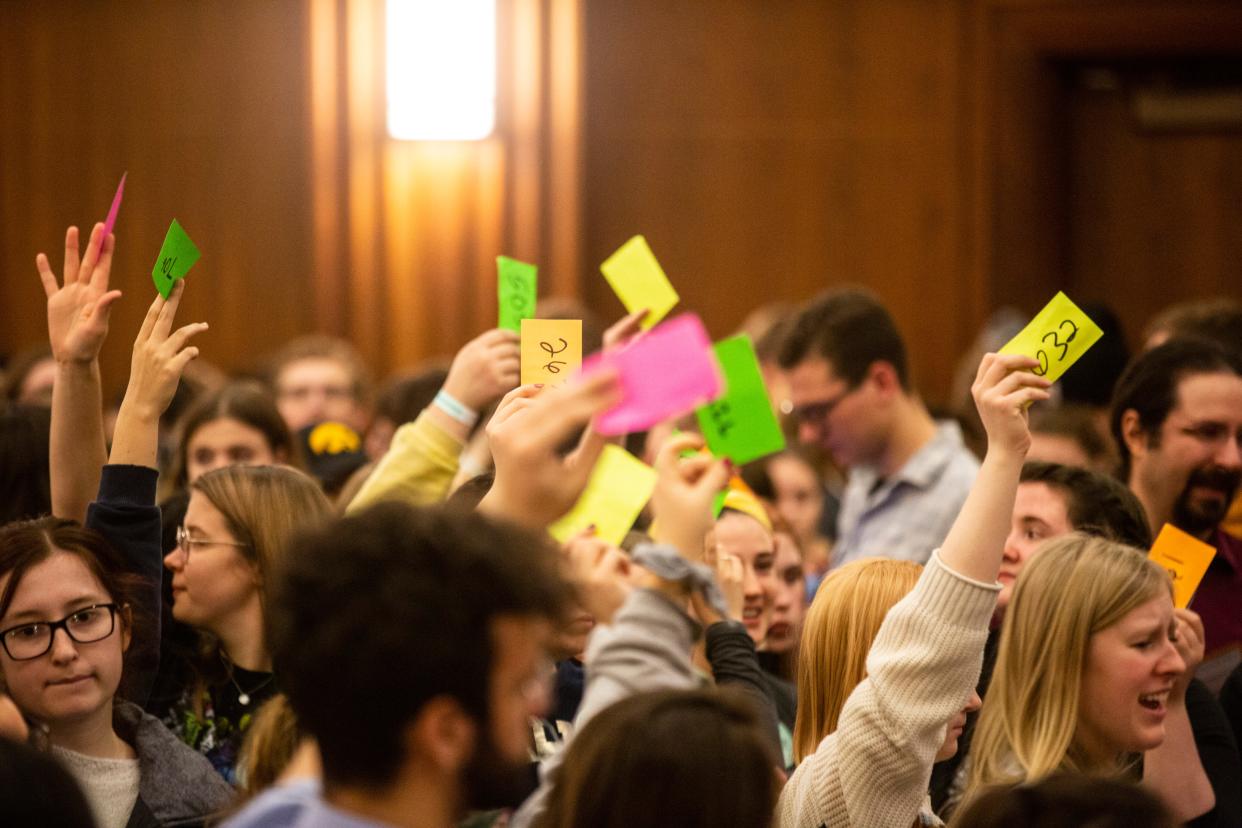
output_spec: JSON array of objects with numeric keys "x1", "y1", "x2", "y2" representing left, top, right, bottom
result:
[{"x1": 386, "y1": 0, "x2": 496, "y2": 141}]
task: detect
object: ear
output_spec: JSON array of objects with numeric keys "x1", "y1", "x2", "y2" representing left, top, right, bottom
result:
[
  {"x1": 1120, "y1": 409, "x2": 1150, "y2": 467},
  {"x1": 866, "y1": 361, "x2": 901, "y2": 399},
  {"x1": 405, "y1": 696, "x2": 477, "y2": 774}
]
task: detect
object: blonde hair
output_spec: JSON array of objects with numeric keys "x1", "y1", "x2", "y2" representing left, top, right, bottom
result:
[
  {"x1": 236, "y1": 694, "x2": 302, "y2": 798},
  {"x1": 965, "y1": 534, "x2": 1171, "y2": 799},
  {"x1": 792, "y1": 558, "x2": 922, "y2": 763}
]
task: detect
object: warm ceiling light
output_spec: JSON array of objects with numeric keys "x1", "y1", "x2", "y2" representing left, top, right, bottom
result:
[{"x1": 386, "y1": 0, "x2": 496, "y2": 141}]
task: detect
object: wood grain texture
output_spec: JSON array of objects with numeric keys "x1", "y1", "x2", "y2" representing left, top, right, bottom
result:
[{"x1": 0, "y1": 0, "x2": 314, "y2": 397}]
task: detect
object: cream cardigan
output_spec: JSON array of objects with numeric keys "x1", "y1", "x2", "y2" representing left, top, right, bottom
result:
[{"x1": 776, "y1": 551, "x2": 999, "y2": 828}]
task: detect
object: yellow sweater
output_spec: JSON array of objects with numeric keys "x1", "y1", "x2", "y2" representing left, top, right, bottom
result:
[
  {"x1": 344, "y1": 410, "x2": 463, "y2": 514},
  {"x1": 776, "y1": 552, "x2": 999, "y2": 828}
]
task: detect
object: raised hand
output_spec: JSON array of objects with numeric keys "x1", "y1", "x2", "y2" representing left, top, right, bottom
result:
[
  {"x1": 690, "y1": 552, "x2": 744, "y2": 625},
  {"x1": 110, "y1": 283, "x2": 208, "y2": 468},
  {"x1": 648, "y1": 433, "x2": 731, "y2": 561},
  {"x1": 1170, "y1": 608, "x2": 1205, "y2": 702},
  {"x1": 970, "y1": 353, "x2": 1051, "y2": 459},
  {"x1": 442, "y1": 328, "x2": 521, "y2": 412},
  {"x1": 38, "y1": 224, "x2": 123, "y2": 366},
  {"x1": 602, "y1": 308, "x2": 649, "y2": 352},
  {"x1": 478, "y1": 371, "x2": 621, "y2": 528},
  {"x1": 564, "y1": 533, "x2": 633, "y2": 625}
]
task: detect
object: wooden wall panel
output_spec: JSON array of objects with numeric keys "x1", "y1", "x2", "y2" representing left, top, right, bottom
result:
[
  {"x1": 0, "y1": 1, "x2": 313, "y2": 397},
  {"x1": 581, "y1": 1, "x2": 979, "y2": 405}
]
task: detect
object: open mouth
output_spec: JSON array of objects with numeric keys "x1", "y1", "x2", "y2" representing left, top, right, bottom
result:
[
  {"x1": 1139, "y1": 690, "x2": 1170, "y2": 713},
  {"x1": 741, "y1": 605, "x2": 763, "y2": 626},
  {"x1": 767, "y1": 622, "x2": 791, "y2": 640}
]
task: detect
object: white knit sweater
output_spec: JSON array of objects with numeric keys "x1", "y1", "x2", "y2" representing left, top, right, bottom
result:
[{"x1": 776, "y1": 551, "x2": 999, "y2": 828}]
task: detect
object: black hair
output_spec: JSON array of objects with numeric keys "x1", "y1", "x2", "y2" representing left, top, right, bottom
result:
[
  {"x1": 777, "y1": 288, "x2": 910, "y2": 390},
  {"x1": 1109, "y1": 339, "x2": 1242, "y2": 481},
  {"x1": 0, "y1": 405, "x2": 51, "y2": 524},
  {"x1": 1020, "y1": 461, "x2": 1152, "y2": 548},
  {"x1": 269, "y1": 502, "x2": 570, "y2": 788},
  {"x1": 0, "y1": 739, "x2": 95, "y2": 828}
]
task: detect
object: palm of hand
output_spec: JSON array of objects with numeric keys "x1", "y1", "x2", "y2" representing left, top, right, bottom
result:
[{"x1": 48, "y1": 282, "x2": 109, "y2": 363}]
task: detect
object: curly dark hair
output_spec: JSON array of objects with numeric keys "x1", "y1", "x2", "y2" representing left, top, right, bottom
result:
[{"x1": 268, "y1": 502, "x2": 570, "y2": 788}]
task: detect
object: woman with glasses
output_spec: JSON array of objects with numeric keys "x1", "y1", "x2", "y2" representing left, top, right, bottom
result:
[
  {"x1": 10, "y1": 238, "x2": 231, "y2": 827},
  {"x1": 0, "y1": 518, "x2": 232, "y2": 828},
  {"x1": 156, "y1": 464, "x2": 331, "y2": 783}
]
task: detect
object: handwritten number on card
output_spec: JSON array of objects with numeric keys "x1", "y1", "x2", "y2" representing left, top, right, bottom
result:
[
  {"x1": 1032, "y1": 319, "x2": 1079, "y2": 377},
  {"x1": 541, "y1": 338, "x2": 568, "y2": 374},
  {"x1": 709, "y1": 400, "x2": 734, "y2": 438}
]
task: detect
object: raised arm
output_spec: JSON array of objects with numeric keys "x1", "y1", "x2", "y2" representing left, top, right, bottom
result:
[
  {"x1": 776, "y1": 353, "x2": 1049, "y2": 828},
  {"x1": 39, "y1": 223, "x2": 123, "y2": 522},
  {"x1": 89, "y1": 283, "x2": 206, "y2": 704},
  {"x1": 347, "y1": 328, "x2": 519, "y2": 512},
  {"x1": 109, "y1": 283, "x2": 208, "y2": 468}
]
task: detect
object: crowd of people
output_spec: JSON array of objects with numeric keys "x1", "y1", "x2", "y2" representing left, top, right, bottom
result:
[{"x1": 1, "y1": 219, "x2": 1241, "y2": 828}]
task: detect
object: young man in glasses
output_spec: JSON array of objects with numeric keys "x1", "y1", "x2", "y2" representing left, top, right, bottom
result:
[{"x1": 778, "y1": 289, "x2": 979, "y2": 569}]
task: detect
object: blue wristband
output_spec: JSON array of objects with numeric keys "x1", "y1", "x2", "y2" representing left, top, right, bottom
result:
[{"x1": 434, "y1": 389, "x2": 479, "y2": 427}]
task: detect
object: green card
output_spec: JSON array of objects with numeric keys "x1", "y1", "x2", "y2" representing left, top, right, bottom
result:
[
  {"x1": 497, "y1": 255, "x2": 538, "y2": 332},
  {"x1": 151, "y1": 219, "x2": 201, "y2": 299},
  {"x1": 695, "y1": 335, "x2": 786, "y2": 465},
  {"x1": 998, "y1": 291, "x2": 1104, "y2": 384}
]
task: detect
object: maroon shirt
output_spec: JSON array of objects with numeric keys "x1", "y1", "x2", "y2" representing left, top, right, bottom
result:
[{"x1": 1191, "y1": 527, "x2": 1242, "y2": 656}]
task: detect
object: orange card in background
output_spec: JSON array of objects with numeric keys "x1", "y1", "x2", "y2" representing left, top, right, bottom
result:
[
  {"x1": 1148, "y1": 523, "x2": 1217, "y2": 609},
  {"x1": 521, "y1": 319, "x2": 582, "y2": 387}
]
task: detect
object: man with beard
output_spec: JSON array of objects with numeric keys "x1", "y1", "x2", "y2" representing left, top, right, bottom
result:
[
  {"x1": 1111, "y1": 338, "x2": 1242, "y2": 656},
  {"x1": 222, "y1": 503, "x2": 571, "y2": 828}
]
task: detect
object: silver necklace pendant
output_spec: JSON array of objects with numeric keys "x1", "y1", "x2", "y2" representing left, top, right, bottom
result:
[{"x1": 238, "y1": 692, "x2": 250, "y2": 706}]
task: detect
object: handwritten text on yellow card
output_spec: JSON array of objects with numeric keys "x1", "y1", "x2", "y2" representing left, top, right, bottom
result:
[
  {"x1": 521, "y1": 319, "x2": 582, "y2": 387},
  {"x1": 549, "y1": 445, "x2": 657, "y2": 545},
  {"x1": 998, "y1": 291, "x2": 1103, "y2": 384},
  {"x1": 1148, "y1": 523, "x2": 1217, "y2": 609},
  {"x1": 600, "y1": 235, "x2": 680, "y2": 330}
]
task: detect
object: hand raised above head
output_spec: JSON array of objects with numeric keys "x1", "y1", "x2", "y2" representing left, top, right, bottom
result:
[
  {"x1": 970, "y1": 352, "x2": 1052, "y2": 459},
  {"x1": 442, "y1": 328, "x2": 521, "y2": 412},
  {"x1": 122, "y1": 282, "x2": 208, "y2": 422},
  {"x1": 563, "y1": 532, "x2": 632, "y2": 625},
  {"x1": 38, "y1": 224, "x2": 123, "y2": 366},
  {"x1": 479, "y1": 370, "x2": 621, "y2": 529},
  {"x1": 649, "y1": 433, "x2": 731, "y2": 562}
]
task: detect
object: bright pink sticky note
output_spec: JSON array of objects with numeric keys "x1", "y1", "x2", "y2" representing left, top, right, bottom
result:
[
  {"x1": 99, "y1": 172, "x2": 127, "y2": 251},
  {"x1": 581, "y1": 314, "x2": 723, "y2": 436}
]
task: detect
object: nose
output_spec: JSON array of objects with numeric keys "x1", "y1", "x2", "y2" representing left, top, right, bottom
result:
[
  {"x1": 1214, "y1": 434, "x2": 1242, "y2": 470},
  {"x1": 1160, "y1": 641, "x2": 1187, "y2": 678},
  {"x1": 48, "y1": 628, "x2": 79, "y2": 664},
  {"x1": 798, "y1": 421, "x2": 818, "y2": 445},
  {"x1": 742, "y1": 566, "x2": 761, "y2": 599},
  {"x1": 1001, "y1": 532, "x2": 1022, "y2": 563},
  {"x1": 964, "y1": 690, "x2": 982, "y2": 714},
  {"x1": 164, "y1": 546, "x2": 186, "y2": 572}
]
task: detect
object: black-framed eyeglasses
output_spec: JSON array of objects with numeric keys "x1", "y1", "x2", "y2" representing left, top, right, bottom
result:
[
  {"x1": 0, "y1": 603, "x2": 119, "y2": 661},
  {"x1": 175, "y1": 525, "x2": 250, "y2": 563},
  {"x1": 789, "y1": 387, "x2": 858, "y2": 426}
]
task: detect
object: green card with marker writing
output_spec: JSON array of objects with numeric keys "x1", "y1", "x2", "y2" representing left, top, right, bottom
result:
[
  {"x1": 998, "y1": 291, "x2": 1103, "y2": 384},
  {"x1": 151, "y1": 219, "x2": 201, "y2": 299},
  {"x1": 695, "y1": 335, "x2": 785, "y2": 465},
  {"x1": 497, "y1": 256, "x2": 538, "y2": 332}
]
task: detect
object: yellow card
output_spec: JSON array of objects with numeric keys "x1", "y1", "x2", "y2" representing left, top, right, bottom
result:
[
  {"x1": 549, "y1": 445, "x2": 657, "y2": 545},
  {"x1": 1148, "y1": 523, "x2": 1217, "y2": 609},
  {"x1": 998, "y1": 291, "x2": 1104, "y2": 383},
  {"x1": 600, "y1": 235, "x2": 680, "y2": 330},
  {"x1": 521, "y1": 319, "x2": 582, "y2": 387}
]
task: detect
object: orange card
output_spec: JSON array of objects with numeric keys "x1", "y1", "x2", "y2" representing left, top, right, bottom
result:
[{"x1": 1148, "y1": 523, "x2": 1217, "y2": 609}]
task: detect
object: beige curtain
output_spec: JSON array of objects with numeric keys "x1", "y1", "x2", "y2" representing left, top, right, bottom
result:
[{"x1": 307, "y1": 0, "x2": 583, "y2": 376}]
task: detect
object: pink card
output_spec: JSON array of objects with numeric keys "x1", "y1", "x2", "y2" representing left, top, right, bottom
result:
[
  {"x1": 99, "y1": 172, "x2": 127, "y2": 251},
  {"x1": 581, "y1": 314, "x2": 723, "y2": 435}
]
